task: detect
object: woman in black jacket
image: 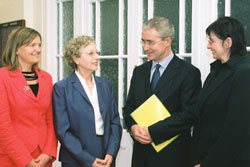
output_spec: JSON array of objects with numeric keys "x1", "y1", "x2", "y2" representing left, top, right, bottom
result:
[{"x1": 193, "y1": 16, "x2": 250, "y2": 167}]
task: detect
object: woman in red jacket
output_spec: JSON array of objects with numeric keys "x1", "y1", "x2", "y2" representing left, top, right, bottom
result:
[{"x1": 0, "y1": 27, "x2": 57, "y2": 167}]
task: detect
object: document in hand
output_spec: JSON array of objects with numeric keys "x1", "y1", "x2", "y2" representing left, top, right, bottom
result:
[{"x1": 130, "y1": 94, "x2": 178, "y2": 152}]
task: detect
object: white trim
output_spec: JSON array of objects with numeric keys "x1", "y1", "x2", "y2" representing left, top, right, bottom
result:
[
  {"x1": 127, "y1": 0, "x2": 143, "y2": 91},
  {"x1": 118, "y1": 0, "x2": 125, "y2": 118},
  {"x1": 225, "y1": 0, "x2": 231, "y2": 16},
  {"x1": 192, "y1": 0, "x2": 217, "y2": 83},
  {"x1": 147, "y1": 0, "x2": 154, "y2": 19},
  {"x1": 74, "y1": 0, "x2": 92, "y2": 36},
  {"x1": 247, "y1": 47, "x2": 250, "y2": 52},
  {"x1": 95, "y1": 0, "x2": 101, "y2": 76},
  {"x1": 46, "y1": 0, "x2": 58, "y2": 82},
  {"x1": 59, "y1": 1, "x2": 64, "y2": 81}
]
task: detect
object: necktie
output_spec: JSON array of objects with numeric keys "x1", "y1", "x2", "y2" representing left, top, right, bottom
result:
[{"x1": 151, "y1": 64, "x2": 161, "y2": 90}]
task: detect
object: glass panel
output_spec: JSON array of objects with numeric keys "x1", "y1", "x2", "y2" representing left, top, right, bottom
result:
[
  {"x1": 100, "y1": 0, "x2": 119, "y2": 55},
  {"x1": 122, "y1": 58, "x2": 127, "y2": 105},
  {"x1": 63, "y1": 57, "x2": 73, "y2": 77},
  {"x1": 57, "y1": 3, "x2": 60, "y2": 54},
  {"x1": 218, "y1": 0, "x2": 225, "y2": 17},
  {"x1": 100, "y1": 59, "x2": 118, "y2": 102},
  {"x1": 183, "y1": 57, "x2": 191, "y2": 64},
  {"x1": 92, "y1": 3, "x2": 96, "y2": 39},
  {"x1": 142, "y1": 58, "x2": 148, "y2": 63},
  {"x1": 63, "y1": 1, "x2": 74, "y2": 77},
  {"x1": 143, "y1": 0, "x2": 148, "y2": 23},
  {"x1": 124, "y1": 0, "x2": 128, "y2": 54},
  {"x1": 185, "y1": 0, "x2": 192, "y2": 53},
  {"x1": 154, "y1": 0, "x2": 179, "y2": 54},
  {"x1": 231, "y1": 0, "x2": 250, "y2": 46}
]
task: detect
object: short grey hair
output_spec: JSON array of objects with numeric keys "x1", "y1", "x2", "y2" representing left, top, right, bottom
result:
[
  {"x1": 64, "y1": 35, "x2": 94, "y2": 70},
  {"x1": 142, "y1": 17, "x2": 175, "y2": 40}
]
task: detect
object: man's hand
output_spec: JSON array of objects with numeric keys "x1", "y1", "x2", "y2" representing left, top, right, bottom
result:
[
  {"x1": 194, "y1": 164, "x2": 200, "y2": 167},
  {"x1": 131, "y1": 125, "x2": 152, "y2": 144},
  {"x1": 142, "y1": 127, "x2": 152, "y2": 143}
]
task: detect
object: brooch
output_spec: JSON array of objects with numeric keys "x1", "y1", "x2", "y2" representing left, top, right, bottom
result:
[{"x1": 24, "y1": 86, "x2": 29, "y2": 93}]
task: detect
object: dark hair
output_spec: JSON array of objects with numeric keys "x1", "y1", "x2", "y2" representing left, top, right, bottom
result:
[
  {"x1": 206, "y1": 16, "x2": 247, "y2": 56},
  {"x1": 2, "y1": 27, "x2": 41, "y2": 71}
]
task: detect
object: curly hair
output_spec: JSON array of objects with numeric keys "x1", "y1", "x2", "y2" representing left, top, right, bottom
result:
[{"x1": 64, "y1": 35, "x2": 94, "y2": 70}]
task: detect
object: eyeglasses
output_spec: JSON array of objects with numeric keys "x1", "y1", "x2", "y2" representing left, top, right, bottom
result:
[
  {"x1": 81, "y1": 51, "x2": 100, "y2": 57},
  {"x1": 140, "y1": 39, "x2": 164, "y2": 46}
]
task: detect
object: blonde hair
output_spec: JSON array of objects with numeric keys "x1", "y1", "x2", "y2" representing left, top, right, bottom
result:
[
  {"x1": 2, "y1": 27, "x2": 41, "y2": 71},
  {"x1": 64, "y1": 35, "x2": 94, "y2": 70}
]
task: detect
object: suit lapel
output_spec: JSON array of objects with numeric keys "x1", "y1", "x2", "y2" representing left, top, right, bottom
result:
[
  {"x1": 95, "y1": 76, "x2": 106, "y2": 119},
  {"x1": 153, "y1": 55, "x2": 179, "y2": 94},
  {"x1": 71, "y1": 72, "x2": 92, "y2": 105},
  {"x1": 143, "y1": 62, "x2": 152, "y2": 97}
]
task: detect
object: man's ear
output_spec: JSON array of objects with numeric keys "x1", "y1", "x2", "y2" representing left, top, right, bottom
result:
[{"x1": 164, "y1": 37, "x2": 172, "y2": 47}]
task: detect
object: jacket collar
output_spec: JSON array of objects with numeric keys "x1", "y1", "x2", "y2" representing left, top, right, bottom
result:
[{"x1": 8, "y1": 66, "x2": 44, "y2": 100}]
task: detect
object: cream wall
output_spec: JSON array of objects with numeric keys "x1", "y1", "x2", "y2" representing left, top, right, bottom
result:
[
  {"x1": 0, "y1": 0, "x2": 24, "y2": 23},
  {"x1": 0, "y1": 0, "x2": 48, "y2": 70}
]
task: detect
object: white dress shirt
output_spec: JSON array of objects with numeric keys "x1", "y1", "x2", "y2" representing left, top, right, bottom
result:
[{"x1": 75, "y1": 71, "x2": 104, "y2": 135}]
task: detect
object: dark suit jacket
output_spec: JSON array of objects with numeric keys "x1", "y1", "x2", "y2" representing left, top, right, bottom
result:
[
  {"x1": 124, "y1": 55, "x2": 201, "y2": 167},
  {"x1": 192, "y1": 55, "x2": 250, "y2": 167},
  {"x1": 53, "y1": 72, "x2": 122, "y2": 167}
]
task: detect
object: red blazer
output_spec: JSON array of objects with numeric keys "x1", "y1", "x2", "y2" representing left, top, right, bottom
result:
[{"x1": 0, "y1": 66, "x2": 57, "y2": 167}]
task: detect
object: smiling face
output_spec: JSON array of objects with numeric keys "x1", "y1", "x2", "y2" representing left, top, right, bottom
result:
[
  {"x1": 16, "y1": 36, "x2": 41, "y2": 71},
  {"x1": 141, "y1": 28, "x2": 171, "y2": 63},
  {"x1": 207, "y1": 31, "x2": 231, "y2": 63},
  {"x1": 73, "y1": 43, "x2": 99, "y2": 74}
]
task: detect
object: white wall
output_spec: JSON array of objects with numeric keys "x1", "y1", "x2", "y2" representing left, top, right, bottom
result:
[
  {"x1": 0, "y1": 0, "x2": 24, "y2": 23},
  {"x1": 0, "y1": 0, "x2": 48, "y2": 71}
]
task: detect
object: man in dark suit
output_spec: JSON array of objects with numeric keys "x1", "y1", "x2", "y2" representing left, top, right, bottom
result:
[{"x1": 123, "y1": 17, "x2": 201, "y2": 167}]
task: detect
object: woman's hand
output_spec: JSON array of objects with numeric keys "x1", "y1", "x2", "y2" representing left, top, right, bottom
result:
[
  {"x1": 104, "y1": 154, "x2": 113, "y2": 166},
  {"x1": 91, "y1": 158, "x2": 107, "y2": 167},
  {"x1": 34, "y1": 153, "x2": 52, "y2": 167},
  {"x1": 25, "y1": 159, "x2": 38, "y2": 167},
  {"x1": 194, "y1": 164, "x2": 201, "y2": 167}
]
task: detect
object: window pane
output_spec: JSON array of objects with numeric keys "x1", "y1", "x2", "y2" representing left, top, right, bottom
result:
[
  {"x1": 57, "y1": 3, "x2": 60, "y2": 54},
  {"x1": 100, "y1": 0, "x2": 119, "y2": 55},
  {"x1": 154, "y1": 0, "x2": 179, "y2": 54},
  {"x1": 100, "y1": 59, "x2": 118, "y2": 102},
  {"x1": 143, "y1": 0, "x2": 148, "y2": 23},
  {"x1": 123, "y1": 58, "x2": 127, "y2": 105},
  {"x1": 92, "y1": 3, "x2": 96, "y2": 39},
  {"x1": 185, "y1": 0, "x2": 192, "y2": 53},
  {"x1": 63, "y1": 1, "x2": 74, "y2": 77},
  {"x1": 124, "y1": 0, "x2": 128, "y2": 54},
  {"x1": 183, "y1": 57, "x2": 191, "y2": 64},
  {"x1": 231, "y1": 0, "x2": 250, "y2": 46},
  {"x1": 218, "y1": 0, "x2": 225, "y2": 17}
]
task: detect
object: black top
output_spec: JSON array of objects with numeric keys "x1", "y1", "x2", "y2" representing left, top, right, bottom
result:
[{"x1": 22, "y1": 71, "x2": 39, "y2": 96}]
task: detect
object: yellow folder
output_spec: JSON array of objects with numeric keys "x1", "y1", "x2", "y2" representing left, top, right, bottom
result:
[{"x1": 131, "y1": 94, "x2": 178, "y2": 152}]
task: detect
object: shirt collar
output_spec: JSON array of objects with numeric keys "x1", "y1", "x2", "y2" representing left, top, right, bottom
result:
[{"x1": 151, "y1": 51, "x2": 174, "y2": 70}]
